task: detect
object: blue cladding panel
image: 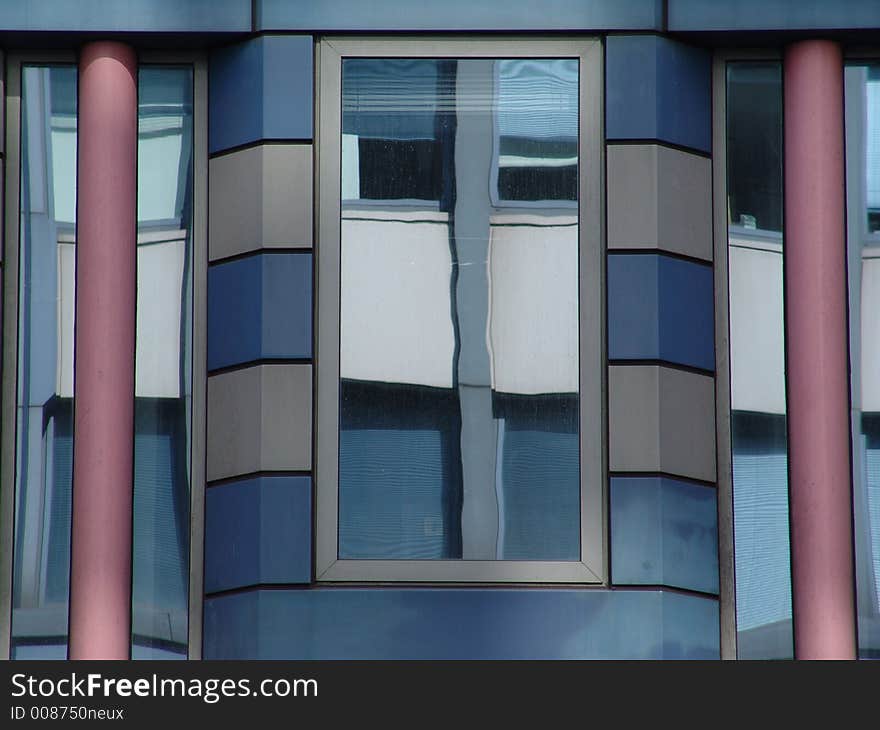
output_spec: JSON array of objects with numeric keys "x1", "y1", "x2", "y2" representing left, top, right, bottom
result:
[
  {"x1": 607, "y1": 254, "x2": 660, "y2": 361},
  {"x1": 257, "y1": 0, "x2": 662, "y2": 31},
  {"x1": 262, "y1": 35, "x2": 314, "y2": 142},
  {"x1": 657, "y1": 255, "x2": 714, "y2": 370},
  {"x1": 0, "y1": 0, "x2": 249, "y2": 31},
  {"x1": 611, "y1": 476, "x2": 719, "y2": 594},
  {"x1": 210, "y1": 36, "x2": 314, "y2": 154},
  {"x1": 208, "y1": 255, "x2": 262, "y2": 370},
  {"x1": 608, "y1": 253, "x2": 714, "y2": 371},
  {"x1": 669, "y1": 0, "x2": 880, "y2": 31},
  {"x1": 210, "y1": 40, "x2": 264, "y2": 154},
  {"x1": 204, "y1": 588, "x2": 719, "y2": 659},
  {"x1": 261, "y1": 253, "x2": 313, "y2": 360},
  {"x1": 205, "y1": 476, "x2": 312, "y2": 594},
  {"x1": 208, "y1": 253, "x2": 312, "y2": 371},
  {"x1": 606, "y1": 35, "x2": 711, "y2": 153}
]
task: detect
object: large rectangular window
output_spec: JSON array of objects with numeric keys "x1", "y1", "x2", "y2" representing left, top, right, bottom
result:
[{"x1": 317, "y1": 39, "x2": 604, "y2": 582}]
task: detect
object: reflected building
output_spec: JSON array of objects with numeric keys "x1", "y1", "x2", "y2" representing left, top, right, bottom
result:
[
  {"x1": 338, "y1": 59, "x2": 579, "y2": 562},
  {"x1": 2, "y1": 0, "x2": 880, "y2": 662}
]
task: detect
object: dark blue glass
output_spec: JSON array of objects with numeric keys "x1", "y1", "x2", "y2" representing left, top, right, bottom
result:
[{"x1": 338, "y1": 58, "x2": 580, "y2": 561}]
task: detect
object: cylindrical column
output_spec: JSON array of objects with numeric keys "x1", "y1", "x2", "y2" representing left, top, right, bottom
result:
[
  {"x1": 68, "y1": 41, "x2": 138, "y2": 660},
  {"x1": 784, "y1": 40, "x2": 857, "y2": 660}
]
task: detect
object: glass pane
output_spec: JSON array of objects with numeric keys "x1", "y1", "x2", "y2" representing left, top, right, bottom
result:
[
  {"x1": 205, "y1": 588, "x2": 718, "y2": 659},
  {"x1": 338, "y1": 58, "x2": 580, "y2": 561},
  {"x1": 844, "y1": 63, "x2": 880, "y2": 659},
  {"x1": 726, "y1": 62, "x2": 793, "y2": 659},
  {"x1": 132, "y1": 66, "x2": 193, "y2": 658},
  {"x1": 726, "y1": 63, "x2": 784, "y2": 234},
  {"x1": 12, "y1": 65, "x2": 77, "y2": 659}
]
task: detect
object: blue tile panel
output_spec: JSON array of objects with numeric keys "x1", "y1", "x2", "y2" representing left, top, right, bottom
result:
[
  {"x1": 606, "y1": 35, "x2": 711, "y2": 154},
  {"x1": 611, "y1": 476, "x2": 719, "y2": 594},
  {"x1": 209, "y1": 35, "x2": 314, "y2": 154},
  {"x1": 669, "y1": 0, "x2": 880, "y2": 31},
  {"x1": 205, "y1": 476, "x2": 312, "y2": 593},
  {"x1": 257, "y1": 0, "x2": 661, "y2": 31},
  {"x1": 607, "y1": 253, "x2": 714, "y2": 371},
  {"x1": 208, "y1": 252, "x2": 312, "y2": 371},
  {"x1": 0, "y1": 0, "x2": 249, "y2": 31},
  {"x1": 204, "y1": 588, "x2": 719, "y2": 659}
]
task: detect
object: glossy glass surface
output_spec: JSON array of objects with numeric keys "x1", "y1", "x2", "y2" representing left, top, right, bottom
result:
[
  {"x1": 205, "y1": 588, "x2": 719, "y2": 659},
  {"x1": 844, "y1": 63, "x2": 880, "y2": 658},
  {"x1": 12, "y1": 65, "x2": 77, "y2": 658},
  {"x1": 338, "y1": 58, "x2": 580, "y2": 561},
  {"x1": 726, "y1": 62, "x2": 793, "y2": 659},
  {"x1": 132, "y1": 66, "x2": 193, "y2": 658}
]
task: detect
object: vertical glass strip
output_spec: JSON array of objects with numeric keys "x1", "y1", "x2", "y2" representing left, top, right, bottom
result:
[
  {"x1": 726, "y1": 62, "x2": 793, "y2": 659},
  {"x1": 844, "y1": 63, "x2": 880, "y2": 659},
  {"x1": 11, "y1": 65, "x2": 77, "y2": 659},
  {"x1": 131, "y1": 66, "x2": 193, "y2": 659}
]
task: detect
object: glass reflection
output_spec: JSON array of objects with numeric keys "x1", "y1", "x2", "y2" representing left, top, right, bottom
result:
[
  {"x1": 338, "y1": 58, "x2": 580, "y2": 561},
  {"x1": 844, "y1": 63, "x2": 880, "y2": 659},
  {"x1": 132, "y1": 67, "x2": 193, "y2": 658},
  {"x1": 12, "y1": 65, "x2": 77, "y2": 659},
  {"x1": 726, "y1": 62, "x2": 793, "y2": 658}
]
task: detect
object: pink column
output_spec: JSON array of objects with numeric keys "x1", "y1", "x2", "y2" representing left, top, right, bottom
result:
[
  {"x1": 784, "y1": 40, "x2": 857, "y2": 660},
  {"x1": 68, "y1": 42, "x2": 138, "y2": 660}
]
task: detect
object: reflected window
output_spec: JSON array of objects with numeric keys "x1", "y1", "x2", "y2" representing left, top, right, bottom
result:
[
  {"x1": 132, "y1": 66, "x2": 194, "y2": 658},
  {"x1": 340, "y1": 57, "x2": 579, "y2": 562},
  {"x1": 725, "y1": 62, "x2": 793, "y2": 659},
  {"x1": 319, "y1": 40, "x2": 602, "y2": 582},
  {"x1": 12, "y1": 65, "x2": 78, "y2": 659},
  {"x1": 845, "y1": 63, "x2": 880, "y2": 659}
]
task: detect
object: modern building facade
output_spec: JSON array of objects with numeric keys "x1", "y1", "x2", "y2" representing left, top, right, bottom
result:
[{"x1": 0, "y1": 0, "x2": 877, "y2": 660}]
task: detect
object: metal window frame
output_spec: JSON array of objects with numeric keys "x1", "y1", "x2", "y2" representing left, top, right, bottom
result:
[
  {"x1": 315, "y1": 36, "x2": 606, "y2": 584},
  {"x1": 0, "y1": 51, "x2": 208, "y2": 659}
]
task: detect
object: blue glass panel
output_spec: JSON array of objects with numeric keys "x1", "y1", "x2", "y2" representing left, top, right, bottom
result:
[
  {"x1": 732, "y1": 414, "x2": 793, "y2": 659},
  {"x1": 12, "y1": 65, "x2": 77, "y2": 658},
  {"x1": 132, "y1": 66, "x2": 194, "y2": 658},
  {"x1": 497, "y1": 397, "x2": 579, "y2": 560},
  {"x1": 611, "y1": 476, "x2": 718, "y2": 594},
  {"x1": 204, "y1": 588, "x2": 719, "y2": 659},
  {"x1": 338, "y1": 58, "x2": 580, "y2": 562}
]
